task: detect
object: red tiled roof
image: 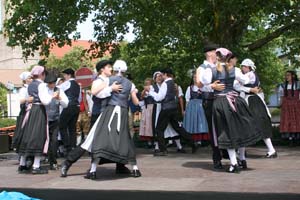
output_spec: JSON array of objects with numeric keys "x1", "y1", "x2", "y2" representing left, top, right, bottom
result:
[{"x1": 49, "y1": 40, "x2": 111, "y2": 59}]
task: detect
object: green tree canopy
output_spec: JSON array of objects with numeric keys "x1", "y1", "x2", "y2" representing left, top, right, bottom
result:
[{"x1": 4, "y1": 0, "x2": 300, "y2": 95}]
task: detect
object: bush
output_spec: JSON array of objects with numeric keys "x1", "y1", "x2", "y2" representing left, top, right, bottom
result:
[{"x1": 0, "y1": 118, "x2": 16, "y2": 128}]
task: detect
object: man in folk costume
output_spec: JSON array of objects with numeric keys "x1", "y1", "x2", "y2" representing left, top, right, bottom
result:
[
  {"x1": 58, "y1": 68, "x2": 81, "y2": 155},
  {"x1": 146, "y1": 68, "x2": 197, "y2": 156},
  {"x1": 196, "y1": 41, "x2": 226, "y2": 170},
  {"x1": 82, "y1": 60, "x2": 142, "y2": 180},
  {"x1": 60, "y1": 60, "x2": 128, "y2": 178},
  {"x1": 17, "y1": 66, "x2": 58, "y2": 174},
  {"x1": 234, "y1": 58, "x2": 277, "y2": 160},
  {"x1": 44, "y1": 72, "x2": 69, "y2": 170}
]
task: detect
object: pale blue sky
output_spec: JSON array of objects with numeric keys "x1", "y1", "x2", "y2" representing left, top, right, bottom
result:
[{"x1": 76, "y1": 14, "x2": 135, "y2": 42}]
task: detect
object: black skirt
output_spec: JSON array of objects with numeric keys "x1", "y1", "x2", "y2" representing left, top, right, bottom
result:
[
  {"x1": 12, "y1": 105, "x2": 26, "y2": 149},
  {"x1": 91, "y1": 105, "x2": 137, "y2": 165},
  {"x1": 212, "y1": 95, "x2": 262, "y2": 149},
  {"x1": 17, "y1": 104, "x2": 48, "y2": 157},
  {"x1": 248, "y1": 95, "x2": 272, "y2": 139}
]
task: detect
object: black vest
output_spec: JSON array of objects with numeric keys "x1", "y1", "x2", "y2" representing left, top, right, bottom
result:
[
  {"x1": 27, "y1": 80, "x2": 42, "y2": 103},
  {"x1": 190, "y1": 86, "x2": 202, "y2": 100},
  {"x1": 108, "y1": 76, "x2": 132, "y2": 108},
  {"x1": 212, "y1": 65, "x2": 235, "y2": 95},
  {"x1": 91, "y1": 77, "x2": 110, "y2": 115},
  {"x1": 161, "y1": 79, "x2": 177, "y2": 110},
  {"x1": 45, "y1": 87, "x2": 60, "y2": 121},
  {"x1": 65, "y1": 80, "x2": 80, "y2": 106}
]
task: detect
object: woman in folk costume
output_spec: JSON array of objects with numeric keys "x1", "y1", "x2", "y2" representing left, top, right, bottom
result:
[
  {"x1": 17, "y1": 66, "x2": 60, "y2": 174},
  {"x1": 234, "y1": 58, "x2": 277, "y2": 159},
  {"x1": 82, "y1": 60, "x2": 141, "y2": 180},
  {"x1": 183, "y1": 71, "x2": 209, "y2": 142},
  {"x1": 139, "y1": 78, "x2": 155, "y2": 145},
  {"x1": 12, "y1": 72, "x2": 32, "y2": 149},
  {"x1": 211, "y1": 48, "x2": 261, "y2": 173},
  {"x1": 279, "y1": 70, "x2": 300, "y2": 142}
]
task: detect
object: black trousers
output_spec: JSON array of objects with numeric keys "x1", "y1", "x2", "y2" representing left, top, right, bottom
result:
[
  {"x1": 202, "y1": 99, "x2": 222, "y2": 162},
  {"x1": 59, "y1": 105, "x2": 80, "y2": 152},
  {"x1": 156, "y1": 108, "x2": 193, "y2": 152},
  {"x1": 48, "y1": 120, "x2": 59, "y2": 165}
]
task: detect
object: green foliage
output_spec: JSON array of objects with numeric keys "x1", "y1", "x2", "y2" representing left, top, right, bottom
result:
[
  {"x1": 0, "y1": 118, "x2": 16, "y2": 128},
  {"x1": 0, "y1": 84, "x2": 7, "y2": 117},
  {"x1": 45, "y1": 46, "x2": 94, "y2": 71},
  {"x1": 3, "y1": 1, "x2": 300, "y2": 94},
  {"x1": 271, "y1": 108, "x2": 281, "y2": 116}
]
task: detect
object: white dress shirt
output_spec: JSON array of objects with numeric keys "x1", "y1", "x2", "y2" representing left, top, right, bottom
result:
[
  {"x1": 38, "y1": 83, "x2": 69, "y2": 107},
  {"x1": 58, "y1": 78, "x2": 82, "y2": 103},
  {"x1": 148, "y1": 78, "x2": 171, "y2": 102},
  {"x1": 93, "y1": 75, "x2": 113, "y2": 99}
]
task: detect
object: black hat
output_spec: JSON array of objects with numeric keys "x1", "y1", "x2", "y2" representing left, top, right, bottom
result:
[
  {"x1": 62, "y1": 68, "x2": 75, "y2": 75},
  {"x1": 96, "y1": 60, "x2": 113, "y2": 72},
  {"x1": 203, "y1": 40, "x2": 219, "y2": 53},
  {"x1": 44, "y1": 72, "x2": 57, "y2": 83},
  {"x1": 161, "y1": 68, "x2": 174, "y2": 75}
]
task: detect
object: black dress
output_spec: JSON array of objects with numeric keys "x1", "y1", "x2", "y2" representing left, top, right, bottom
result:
[
  {"x1": 16, "y1": 80, "x2": 48, "y2": 157},
  {"x1": 212, "y1": 66, "x2": 262, "y2": 149}
]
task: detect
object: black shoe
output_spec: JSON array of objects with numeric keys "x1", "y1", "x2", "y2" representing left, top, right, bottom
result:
[
  {"x1": 153, "y1": 150, "x2": 168, "y2": 156},
  {"x1": 84, "y1": 171, "x2": 96, "y2": 180},
  {"x1": 238, "y1": 160, "x2": 247, "y2": 169},
  {"x1": 131, "y1": 169, "x2": 142, "y2": 178},
  {"x1": 32, "y1": 167, "x2": 48, "y2": 175},
  {"x1": 177, "y1": 148, "x2": 187, "y2": 153},
  {"x1": 60, "y1": 161, "x2": 71, "y2": 177},
  {"x1": 265, "y1": 152, "x2": 277, "y2": 158},
  {"x1": 116, "y1": 165, "x2": 131, "y2": 174},
  {"x1": 213, "y1": 160, "x2": 223, "y2": 169},
  {"x1": 18, "y1": 165, "x2": 31, "y2": 174},
  {"x1": 50, "y1": 163, "x2": 59, "y2": 170},
  {"x1": 227, "y1": 165, "x2": 240, "y2": 173}
]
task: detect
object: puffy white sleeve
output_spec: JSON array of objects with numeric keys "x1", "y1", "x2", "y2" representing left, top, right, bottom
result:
[
  {"x1": 248, "y1": 71, "x2": 256, "y2": 84},
  {"x1": 38, "y1": 83, "x2": 53, "y2": 105},
  {"x1": 94, "y1": 79, "x2": 112, "y2": 99},
  {"x1": 149, "y1": 82, "x2": 167, "y2": 102},
  {"x1": 178, "y1": 86, "x2": 184, "y2": 97},
  {"x1": 235, "y1": 67, "x2": 250, "y2": 85},
  {"x1": 233, "y1": 80, "x2": 251, "y2": 93},
  {"x1": 58, "y1": 89, "x2": 69, "y2": 108},
  {"x1": 18, "y1": 87, "x2": 28, "y2": 101},
  {"x1": 131, "y1": 83, "x2": 137, "y2": 92},
  {"x1": 57, "y1": 80, "x2": 71, "y2": 92},
  {"x1": 198, "y1": 67, "x2": 212, "y2": 85},
  {"x1": 185, "y1": 87, "x2": 191, "y2": 102}
]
